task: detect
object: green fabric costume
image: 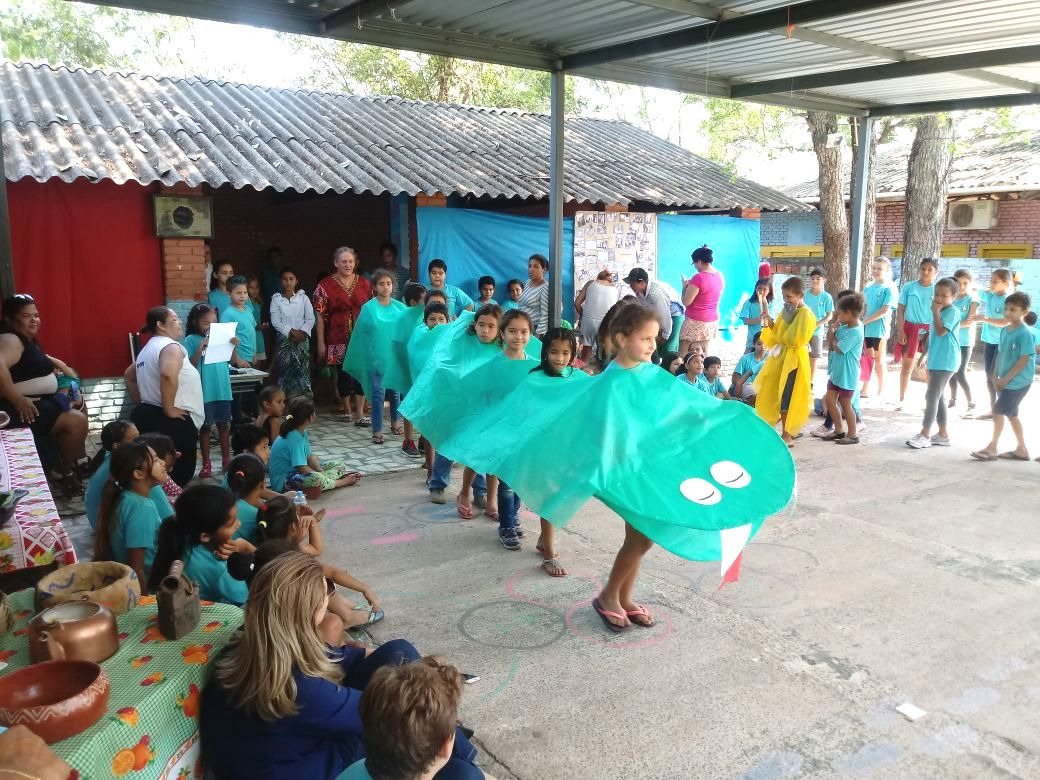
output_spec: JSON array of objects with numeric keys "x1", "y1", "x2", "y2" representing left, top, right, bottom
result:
[
  {"x1": 401, "y1": 348, "x2": 795, "y2": 562},
  {"x1": 341, "y1": 297, "x2": 407, "y2": 402},
  {"x1": 383, "y1": 304, "x2": 426, "y2": 395}
]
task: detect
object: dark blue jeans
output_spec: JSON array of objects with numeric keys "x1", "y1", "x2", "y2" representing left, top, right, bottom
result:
[
  {"x1": 428, "y1": 455, "x2": 486, "y2": 499},
  {"x1": 497, "y1": 481, "x2": 521, "y2": 535},
  {"x1": 338, "y1": 639, "x2": 481, "y2": 778},
  {"x1": 368, "y1": 371, "x2": 400, "y2": 435}
]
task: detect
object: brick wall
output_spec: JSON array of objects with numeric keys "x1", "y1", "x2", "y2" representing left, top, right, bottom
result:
[
  {"x1": 81, "y1": 377, "x2": 133, "y2": 433},
  {"x1": 875, "y1": 200, "x2": 1040, "y2": 257},
  {"x1": 210, "y1": 186, "x2": 392, "y2": 288},
  {"x1": 761, "y1": 210, "x2": 823, "y2": 245}
]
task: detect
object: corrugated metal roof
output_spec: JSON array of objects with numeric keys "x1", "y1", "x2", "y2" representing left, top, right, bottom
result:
[
  {"x1": 782, "y1": 134, "x2": 1040, "y2": 200},
  {"x1": 0, "y1": 61, "x2": 807, "y2": 211}
]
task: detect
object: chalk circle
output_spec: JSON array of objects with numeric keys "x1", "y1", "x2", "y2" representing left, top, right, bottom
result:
[
  {"x1": 505, "y1": 568, "x2": 602, "y2": 610},
  {"x1": 457, "y1": 599, "x2": 567, "y2": 650},
  {"x1": 690, "y1": 566, "x2": 801, "y2": 610},
  {"x1": 564, "y1": 599, "x2": 675, "y2": 650},
  {"x1": 404, "y1": 500, "x2": 464, "y2": 525}
]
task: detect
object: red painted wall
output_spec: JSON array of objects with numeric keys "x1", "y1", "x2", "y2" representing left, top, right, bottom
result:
[{"x1": 7, "y1": 178, "x2": 164, "y2": 378}]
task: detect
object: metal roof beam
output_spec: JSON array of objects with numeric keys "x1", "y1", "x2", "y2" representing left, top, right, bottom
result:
[
  {"x1": 731, "y1": 44, "x2": 1040, "y2": 99},
  {"x1": 78, "y1": 0, "x2": 322, "y2": 35},
  {"x1": 868, "y1": 91, "x2": 1040, "y2": 117},
  {"x1": 562, "y1": 0, "x2": 916, "y2": 70},
  {"x1": 623, "y1": 0, "x2": 1040, "y2": 97},
  {"x1": 322, "y1": 0, "x2": 418, "y2": 30}
]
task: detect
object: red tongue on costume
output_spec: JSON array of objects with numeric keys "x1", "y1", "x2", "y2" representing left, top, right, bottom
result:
[{"x1": 718, "y1": 524, "x2": 752, "y2": 589}]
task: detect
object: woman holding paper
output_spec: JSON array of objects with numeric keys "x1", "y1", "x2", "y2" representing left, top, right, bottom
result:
[{"x1": 124, "y1": 306, "x2": 205, "y2": 486}]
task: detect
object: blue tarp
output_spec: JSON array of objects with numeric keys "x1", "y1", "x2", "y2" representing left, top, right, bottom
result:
[
  {"x1": 416, "y1": 208, "x2": 760, "y2": 332},
  {"x1": 416, "y1": 207, "x2": 576, "y2": 321},
  {"x1": 658, "y1": 214, "x2": 761, "y2": 339}
]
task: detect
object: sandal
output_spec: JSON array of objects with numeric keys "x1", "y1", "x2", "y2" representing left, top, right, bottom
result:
[
  {"x1": 541, "y1": 557, "x2": 567, "y2": 577},
  {"x1": 592, "y1": 598, "x2": 629, "y2": 632},
  {"x1": 391, "y1": 423, "x2": 404, "y2": 436},
  {"x1": 998, "y1": 451, "x2": 1030, "y2": 461},
  {"x1": 353, "y1": 608, "x2": 385, "y2": 627},
  {"x1": 625, "y1": 604, "x2": 654, "y2": 628},
  {"x1": 820, "y1": 432, "x2": 846, "y2": 441},
  {"x1": 355, "y1": 417, "x2": 372, "y2": 428},
  {"x1": 371, "y1": 433, "x2": 385, "y2": 444},
  {"x1": 456, "y1": 499, "x2": 474, "y2": 519},
  {"x1": 970, "y1": 450, "x2": 997, "y2": 461},
  {"x1": 484, "y1": 509, "x2": 499, "y2": 521},
  {"x1": 54, "y1": 471, "x2": 84, "y2": 498}
]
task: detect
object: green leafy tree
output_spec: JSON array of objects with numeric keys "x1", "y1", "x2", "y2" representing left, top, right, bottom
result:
[{"x1": 0, "y1": 0, "x2": 129, "y2": 66}]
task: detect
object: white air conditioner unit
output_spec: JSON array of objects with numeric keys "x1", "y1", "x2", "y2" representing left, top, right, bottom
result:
[{"x1": 947, "y1": 201, "x2": 998, "y2": 230}]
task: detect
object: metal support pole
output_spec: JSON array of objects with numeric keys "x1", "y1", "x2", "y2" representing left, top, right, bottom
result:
[
  {"x1": 547, "y1": 69, "x2": 565, "y2": 327},
  {"x1": 0, "y1": 125, "x2": 14, "y2": 298},
  {"x1": 848, "y1": 115, "x2": 874, "y2": 290}
]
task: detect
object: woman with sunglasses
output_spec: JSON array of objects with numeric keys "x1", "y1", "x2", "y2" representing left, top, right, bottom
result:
[
  {"x1": 200, "y1": 548, "x2": 486, "y2": 779},
  {"x1": 0, "y1": 294, "x2": 89, "y2": 495}
]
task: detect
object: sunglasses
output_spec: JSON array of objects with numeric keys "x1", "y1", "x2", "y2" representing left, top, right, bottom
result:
[
  {"x1": 325, "y1": 576, "x2": 336, "y2": 597},
  {"x1": 12, "y1": 294, "x2": 34, "y2": 301}
]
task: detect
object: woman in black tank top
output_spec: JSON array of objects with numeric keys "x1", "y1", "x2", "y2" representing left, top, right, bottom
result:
[{"x1": 0, "y1": 295, "x2": 89, "y2": 495}]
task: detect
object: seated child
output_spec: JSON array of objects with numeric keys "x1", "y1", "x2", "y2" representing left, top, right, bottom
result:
[
  {"x1": 135, "y1": 432, "x2": 181, "y2": 519},
  {"x1": 701, "y1": 356, "x2": 732, "y2": 399},
  {"x1": 257, "y1": 496, "x2": 382, "y2": 630},
  {"x1": 502, "y1": 278, "x2": 523, "y2": 311},
  {"x1": 661, "y1": 350, "x2": 682, "y2": 376},
  {"x1": 94, "y1": 441, "x2": 168, "y2": 592},
  {"x1": 678, "y1": 351, "x2": 705, "y2": 388},
  {"x1": 731, "y1": 333, "x2": 766, "y2": 404},
  {"x1": 147, "y1": 484, "x2": 253, "y2": 606},
  {"x1": 256, "y1": 385, "x2": 286, "y2": 446},
  {"x1": 476, "y1": 275, "x2": 496, "y2": 308},
  {"x1": 269, "y1": 397, "x2": 362, "y2": 493},
  {"x1": 85, "y1": 420, "x2": 138, "y2": 530},
  {"x1": 340, "y1": 657, "x2": 493, "y2": 780},
  {"x1": 226, "y1": 453, "x2": 268, "y2": 544}
]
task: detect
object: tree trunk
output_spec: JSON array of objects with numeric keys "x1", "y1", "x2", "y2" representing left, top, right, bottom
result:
[
  {"x1": 900, "y1": 114, "x2": 954, "y2": 283},
  {"x1": 849, "y1": 117, "x2": 878, "y2": 286},
  {"x1": 807, "y1": 111, "x2": 849, "y2": 293}
]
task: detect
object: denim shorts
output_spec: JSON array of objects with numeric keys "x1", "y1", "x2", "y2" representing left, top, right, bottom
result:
[
  {"x1": 994, "y1": 385, "x2": 1030, "y2": 417},
  {"x1": 204, "y1": 400, "x2": 233, "y2": 426}
]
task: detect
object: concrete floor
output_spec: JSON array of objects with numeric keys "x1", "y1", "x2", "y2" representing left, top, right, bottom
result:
[{"x1": 300, "y1": 376, "x2": 1040, "y2": 780}]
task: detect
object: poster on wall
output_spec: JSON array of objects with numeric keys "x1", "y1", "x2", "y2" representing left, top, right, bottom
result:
[{"x1": 572, "y1": 211, "x2": 657, "y2": 295}]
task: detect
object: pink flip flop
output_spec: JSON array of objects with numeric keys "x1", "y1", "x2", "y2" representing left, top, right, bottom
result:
[
  {"x1": 625, "y1": 604, "x2": 654, "y2": 628},
  {"x1": 592, "y1": 598, "x2": 629, "y2": 632},
  {"x1": 456, "y1": 500, "x2": 474, "y2": 519}
]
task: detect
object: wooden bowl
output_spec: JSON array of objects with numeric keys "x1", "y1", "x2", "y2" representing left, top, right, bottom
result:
[{"x1": 0, "y1": 660, "x2": 109, "y2": 743}]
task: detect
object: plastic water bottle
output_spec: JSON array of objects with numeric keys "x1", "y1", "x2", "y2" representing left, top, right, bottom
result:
[{"x1": 293, "y1": 490, "x2": 307, "y2": 516}]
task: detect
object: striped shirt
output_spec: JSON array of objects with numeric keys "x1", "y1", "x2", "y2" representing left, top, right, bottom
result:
[{"x1": 518, "y1": 281, "x2": 550, "y2": 336}]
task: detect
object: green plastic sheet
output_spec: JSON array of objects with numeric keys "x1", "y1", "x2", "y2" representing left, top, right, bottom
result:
[{"x1": 341, "y1": 297, "x2": 407, "y2": 402}]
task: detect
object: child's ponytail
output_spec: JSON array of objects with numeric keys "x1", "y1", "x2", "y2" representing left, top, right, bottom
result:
[
  {"x1": 147, "y1": 484, "x2": 235, "y2": 592},
  {"x1": 226, "y1": 454, "x2": 266, "y2": 497},
  {"x1": 279, "y1": 397, "x2": 314, "y2": 438},
  {"x1": 88, "y1": 420, "x2": 134, "y2": 477},
  {"x1": 93, "y1": 441, "x2": 154, "y2": 563},
  {"x1": 256, "y1": 495, "x2": 297, "y2": 544}
]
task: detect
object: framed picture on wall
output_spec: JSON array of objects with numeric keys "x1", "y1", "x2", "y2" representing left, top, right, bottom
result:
[{"x1": 153, "y1": 195, "x2": 214, "y2": 238}]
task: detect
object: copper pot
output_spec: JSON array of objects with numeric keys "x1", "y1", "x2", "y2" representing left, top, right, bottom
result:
[{"x1": 28, "y1": 600, "x2": 119, "y2": 664}]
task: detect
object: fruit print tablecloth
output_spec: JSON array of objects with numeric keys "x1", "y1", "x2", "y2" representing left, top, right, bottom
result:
[
  {"x1": 0, "y1": 589, "x2": 241, "y2": 779},
  {"x1": 0, "y1": 428, "x2": 77, "y2": 572}
]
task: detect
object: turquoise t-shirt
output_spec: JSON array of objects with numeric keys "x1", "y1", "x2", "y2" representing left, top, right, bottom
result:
[
  {"x1": 502, "y1": 300, "x2": 520, "y2": 311},
  {"x1": 234, "y1": 499, "x2": 259, "y2": 543},
  {"x1": 109, "y1": 491, "x2": 161, "y2": 573},
  {"x1": 85, "y1": 452, "x2": 111, "y2": 530},
  {"x1": 738, "y1": 298, "x2": 777, "y2": 348},
  {"x1": 682, "y1": 373, "x2": 720, "y2": 395},
  {"x1": 953, "y1": 292, "x2": 979, "y2": 348},
  {"x1": 979, "y1": 289, "x2": 1008, "y2": 345},
  {"x1": 250, "y1": 300, "x2": 265, "y2": 353},
  {"x1": 863, "y1": 282, "x2": 895, "y2": 339},
  {"x1": 899, "y1": 281, "x2": 935, "y2": 325},
  {"x1": 149, "y1": 485, "x2": 174, "y2": 521},
  {"x1": 182, "y1": 333, "x2": 233, "y2": 403},
  {"x1": 804, "y1": 290, "x2": 834, "y2": 336},
  {"x1": 734, "y1": 352, "x2": 765, "y2": 383},
  {"x1": 927, "y1": 305, "x2": 962, "y2": 373},
  {"x1": 337, "y1": 761, "x2": 372, "y2": 779},
  {"x1": 701, "y1": 375, "x2": 726, "y2": 396},
  {"x1": 208, "y1": 289, "x2": 231, "y2": 315},
  {"x1": 220, "y1": 305, "x2": 257, "y2": 362},
  {"x1": 431, "y1": 283, "x2": 474, "y2": 318},
  {"x1": 269, "y1": 429, "x2": 311, "y2": 492},
  {"x1": 182, "y1": 543, "x2": 249, "y2": 606},
  {"x1": 998, "y1": 324, "x2": 1037, "y2": 391},
  {"x1": 828, "y1": 323, "x2": 864, "y2": 390}
]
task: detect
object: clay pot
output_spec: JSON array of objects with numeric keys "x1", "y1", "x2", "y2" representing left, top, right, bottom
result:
[
  {"x1": 35, "y1": 561, "x2": 141, "y2": 614},
  {"x1": 0, "y1": 660, "x2": 110, "y2": 743},
  {"x1": 303, "y1": 485, "x2": 323, "y2": 501},
  {"x1": 28, "y1": 601, "x2": 119, "y2": 664}
]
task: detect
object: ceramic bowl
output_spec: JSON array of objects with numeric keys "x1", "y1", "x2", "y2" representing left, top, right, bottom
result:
[
  {"x1": 303, "y1": 485, "x2": 323, "y2": 501},
  {"x1": 0, "y1": 659, "x2": 110, "y2": 743},
  {"x1": 35, "y1": 561, "x2": 141, "y2": 614}
]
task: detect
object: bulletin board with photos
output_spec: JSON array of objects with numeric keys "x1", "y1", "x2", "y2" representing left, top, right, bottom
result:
[{"x1": 572, "y1": 211, "x2": 658, "y2": 294}]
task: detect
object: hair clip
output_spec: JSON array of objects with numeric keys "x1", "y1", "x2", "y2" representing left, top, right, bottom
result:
[
  {"x1": 258, "y1": 519, "x2": 267, "y2": 528},
  {"x1": 285, "y1": 414, "x2": 293, "y2": 420},
  {"x1": 259, "y1": 503, "x2": 268, "y2": 511},
  {"x1": 234, "y1": 470, "x2": 245, "y2": 477}
]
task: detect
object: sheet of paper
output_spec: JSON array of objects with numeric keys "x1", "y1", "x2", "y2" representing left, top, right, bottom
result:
[
  {"x1": 204, "y1": 322, "x2": 237, "y2": 364},
  {"x1": 896, "y1": 702, "x2": 926, "y2": 721}
]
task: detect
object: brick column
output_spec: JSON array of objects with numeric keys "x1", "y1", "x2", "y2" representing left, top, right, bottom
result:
[
  {"x1": 158, "y1": 185, "x2": 208, "y2": 322},
  {"x1": 415, "y1": 192, "x2": 447, "y2": 207},
  {"x1": 730, "y1": 207, "x2": 761, "y2": 220},
  {"x1": 604, "y1": 203, "x2": 629, "y2": 213}
]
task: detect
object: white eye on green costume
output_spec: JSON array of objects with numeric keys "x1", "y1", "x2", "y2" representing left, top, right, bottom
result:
[{"x1": 680, "y1": 461, "x2": 752, "y2": 505}]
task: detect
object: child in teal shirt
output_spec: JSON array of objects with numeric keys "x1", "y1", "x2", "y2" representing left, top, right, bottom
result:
[
  {"x1": 148, "y1": 484, "x2": 252, "y2": 606},
  {"x1": 208, "y1": 261, "x2": 234, "y2": 315},
  {"x1": 220, "y1": 276, "x2": 258, "y2": 367},
  {"x1": 247, "y1": 275, "x2": 268, "y2": 367},
  {"x1": 269, "y1": 397, "x2": 360, "y2": 493},
  {"x1": 974, "y1": 268, "x2": 1013, "y2": 418},
  {"x1": 94, "y1": 441, "x2": 168, "y2": 591},
  {"x1": 85, "y1": 420, "x2": 138, "y2": 530},
  {"x1": 185, "y1": 303, "x2": 235, "y2": 478},
  {"x1": 907, "y1": 278, "x2": 960, "y2": 450},
  {"x1": 502, "y1": 279, "x2": 523, "y2": 311},
  {"x1": 804, "y1": 268, "x2": 835, "y2": 381},
  {"x1": 821, "y1": 292, "x2": 865, "y2": 444},
  {"x1": 700, "y1": 356, "x2": 732, "y2": 399},
  {"x1": 972, "y1": 292, "x2": 1036, "y2": 462},
  {"x1": 731, "y1": 333, "x2": 766, "y2": 403},
  {"x1": 225, "y1": 452, "x2": 266, "y2": 544}
]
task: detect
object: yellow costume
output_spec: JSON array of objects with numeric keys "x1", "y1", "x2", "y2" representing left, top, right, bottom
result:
[{"x1": 754, "y1": 305, "x2": 816, "y2": 435}]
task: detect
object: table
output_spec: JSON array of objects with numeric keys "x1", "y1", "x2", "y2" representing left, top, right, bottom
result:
[
  {"x1": 0, "y1": 428, "x2": 77, "y2": 574},
  {"x1": 229, "y1": 368, "x2": 269, "y2": 395},
  {"x1": 0, "y1": 589, "x2": 241, "y2": 779}
]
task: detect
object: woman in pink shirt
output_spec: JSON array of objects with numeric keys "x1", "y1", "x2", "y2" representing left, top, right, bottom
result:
[{"x1": 680, "y1": 245, "x2": 725, "y2": 356}]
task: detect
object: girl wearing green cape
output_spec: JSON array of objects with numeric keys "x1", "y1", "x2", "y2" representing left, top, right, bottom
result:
[{"x1": 341, "y1": 270, "x2": 406, "y2": 444}]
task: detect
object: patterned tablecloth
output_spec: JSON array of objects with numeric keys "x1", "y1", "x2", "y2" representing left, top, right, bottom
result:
[
  {"x1": 0, "y1": 428, "x2": 77, "y2": 572},
  {"x1": 0, "y1": 589, "x2": 242, "y2": 779}
]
